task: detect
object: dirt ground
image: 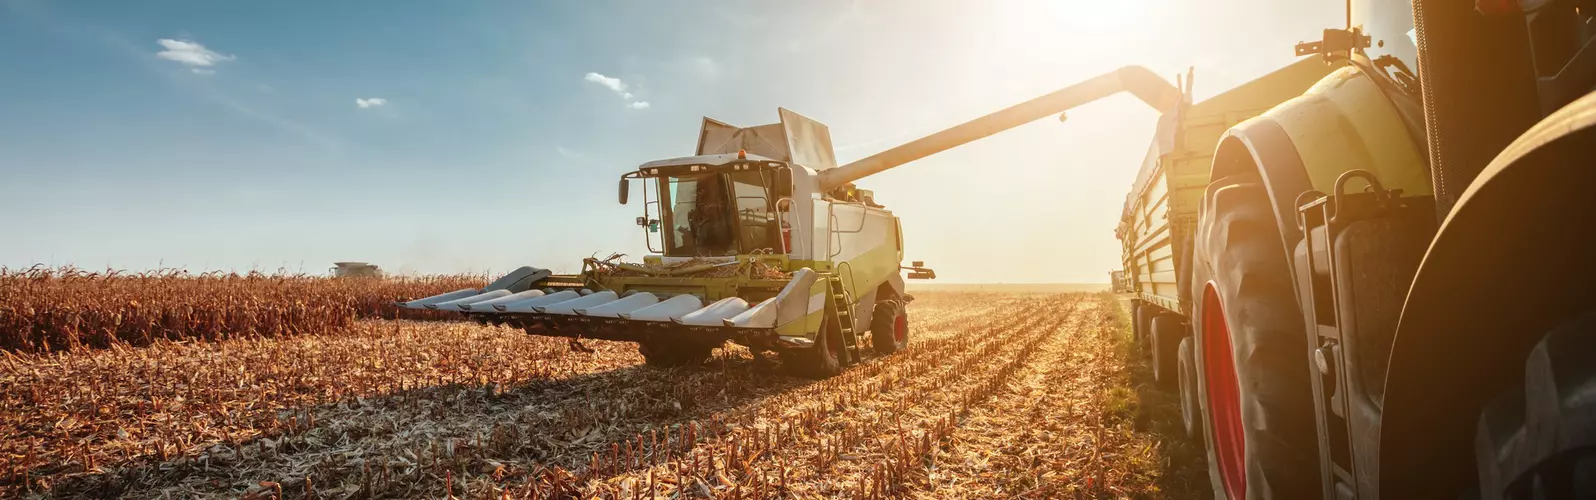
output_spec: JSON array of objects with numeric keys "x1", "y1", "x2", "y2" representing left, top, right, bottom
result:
[{"x1": 1, "y1": 291, "x2": 1208, "y2": 498}]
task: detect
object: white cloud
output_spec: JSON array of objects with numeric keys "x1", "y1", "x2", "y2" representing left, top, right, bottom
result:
[
  {"x1": 583, "y1": 72, "x2": 627, "y2": 94},
  {"x1": 555, "y1": 146, "x2": 586, "y2": 160},
  {"x1": 155, "y1": 39, "x2": 234, "y2": 67},
  {"x1": 190, "y1": 68, "x2": 215, "y2": 75},
  {"x1": 355, "y1": 98, "x2": 388, "y2": 109},
  {"x1": 585, "y1": 72, "x2": 651, "y2": 110}
]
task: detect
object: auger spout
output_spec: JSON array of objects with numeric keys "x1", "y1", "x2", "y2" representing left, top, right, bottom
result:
[{"x1": 818, "y1": 65, "x2": 1181, "y2": 192}]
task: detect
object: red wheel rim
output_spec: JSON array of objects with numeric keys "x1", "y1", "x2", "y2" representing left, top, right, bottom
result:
[
  {"x1": 1202, "y1": 286, "x2": 1246, "y2": 498},
  {"x1": 893, "y1": 314, "x2": 907, "y2": 344}
]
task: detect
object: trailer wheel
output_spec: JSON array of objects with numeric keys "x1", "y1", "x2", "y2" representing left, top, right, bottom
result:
[
  {"x1": 1178, "y1": 336, "x2": 1199, "y2": 439},
  {"x1": 1135, "y1": 303, "x2": 1158, "y2": 355},
  {"x1": 871, "y1": 300, "x2": 908, "y2": 355},
  {"x1": 783, "y1": 320, "x2": 843, "y2": 379},
  {"x1": 1151, "y1": 314, "x2": 1184, "y2": 388},
  {"x1": 1192, "y1": 176, "x2": 1320, "y2": 499},
  {"x1": 1473, "y1": 309, "x2": 1596, "y2": 499},
  {"x1": 639, "y1": 341, "x2": 713, "y2": 368}
]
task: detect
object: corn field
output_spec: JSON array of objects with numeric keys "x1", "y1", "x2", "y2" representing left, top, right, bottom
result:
[
  {"x1": 0, "y1": 266, "x2": 487, "y2": 353},
  {"x1": 0, "y1": 291, "x2": 1208, "y2": 498}
]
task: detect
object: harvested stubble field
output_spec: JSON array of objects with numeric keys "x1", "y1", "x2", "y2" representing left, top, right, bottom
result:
[{"x1": 1, "y1": 291, "x2": 1207, "y2": 499}]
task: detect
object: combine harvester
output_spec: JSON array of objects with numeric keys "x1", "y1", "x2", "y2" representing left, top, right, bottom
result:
[{"x1": 400, "y1": 110, "x2": 938, "y2": 377}]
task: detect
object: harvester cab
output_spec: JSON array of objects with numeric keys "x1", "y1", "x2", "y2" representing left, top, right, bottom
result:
[{"x1": 398, "y1": 108, "x2": 930, "y2": 377}]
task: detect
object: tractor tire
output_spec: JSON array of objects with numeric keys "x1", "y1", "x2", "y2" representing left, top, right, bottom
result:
[
  {"x1": 1136, "y1": 303, "x2": 1159, "y2": 355},
  {"x1": 639, "y1": 340, "x2": 714, "y2": 368},
  {"x1": 783, "y1": 320, "x2": 843, "y2": 379},
  {"x1": 1151, "y1": 314, "x2": 1184, "y2": 388},
  {"x1": 1192, "y1": 175, "x2": 1321, "y2": 500},
  {"x1": 1178, "y1": 336, "x2": 1200, "y2": 439},
  {"x1": 1473, "y1": 309, "x2": 1596, "y2": 499},
  {"x1": 871, "y1": 300, "x2": 909, "y2": 355}
]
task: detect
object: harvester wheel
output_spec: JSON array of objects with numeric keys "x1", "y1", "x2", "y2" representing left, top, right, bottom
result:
[
  {"x1": 1135, "y1": 303, "x2": 1158, "y2": 355},
  {"x1": 871, "y1": 300, "x2": 909, "y2": 355},
  {"x1": 1473, "y1": 309, "x2": 1596, "y2": 499},
  {"x1": 1150, "y1": 314, "x2": 1184, "y2": 388},
  {"x1": 1177, "y1": 336, "x2": 1199, "y2": 439},
  {"x1": 783, "y1": 321, "x2": 843, "y2": 379},
  {"x1": 639, "y1": 340, "x2": 713, "y2": 368},
  {"x1": 1192, "y1": 175, "x2": 1320, "y2": 499}
]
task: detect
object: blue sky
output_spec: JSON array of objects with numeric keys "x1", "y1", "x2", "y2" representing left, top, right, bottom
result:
[{"x1": 0, "y1": 0, "x2": 1341, "y2": 282}]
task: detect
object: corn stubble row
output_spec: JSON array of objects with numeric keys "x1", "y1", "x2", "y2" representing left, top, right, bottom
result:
[
  {"x1": 2, "y1": 292, "x2": 1198, "y2": 498},
  {"x1": 0, "y1": 266, "x2": 486, "y2": 352}
]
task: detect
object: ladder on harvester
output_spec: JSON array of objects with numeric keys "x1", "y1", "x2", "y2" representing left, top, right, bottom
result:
[{"x1": 826, "y1": 274, "x2": 861, "y2": 365}]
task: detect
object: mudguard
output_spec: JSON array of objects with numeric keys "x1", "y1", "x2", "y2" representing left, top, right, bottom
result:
[
  {"x1": 1207, "y1": 65, "x2": 1428, "y2": 265},
  {"x1": 1378, "y1": 91, "x2": 1596, "y2": 498}
]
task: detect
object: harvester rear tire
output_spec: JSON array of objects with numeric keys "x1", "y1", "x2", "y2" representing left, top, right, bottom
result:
[
  {"x1": 1151, "y1": 314, "x2": 1184, "y2": 388},
  {"x1": 1178, "y1": 336, "x2": 1199, "y2": 439},
  {"x1": 1473, "y1": 309, "x2": 1596, "y2": 499},
  {"x1": 639, "y1": 341, "x2": 713, "y2": 368},
  {"x1": 1135, "y1": 303, "x2": 1159, "y2": 355},
  {"x1": 784, "y1": 321, "x2": 842, "y2": 379},
  {"x1": 1192, "y1": 175, "x2": 1320, "y2": 499},
  {"x1": 871, "y1": 300, "x2": 909, "y2": 355}
]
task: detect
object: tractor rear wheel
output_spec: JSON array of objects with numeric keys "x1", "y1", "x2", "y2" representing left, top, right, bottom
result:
[
  {"x1": 1151, "y1": 314, "x2": 1184, "y2": 388},
  {"x1": 1178, "y1": 336, "x2": 1200, "y2": 439},
  {"x1": 639, "y1": 340, "x2": 713, "y2": 368},
  {"x1": 1473, "y1": 309, "x2": 1596, "y2": 499},
  {"x1": 871, "y1": 300, "x2": 909, "y2": 355},
  {"x1": 783, "y1": 320, "x2": 843, "y2": 379},
  {"x1": 1192, "y1": 175, "x2": 1321, "y2": 499}
]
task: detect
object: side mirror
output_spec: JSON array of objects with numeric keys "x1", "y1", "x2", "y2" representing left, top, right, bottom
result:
[{"x1": 618, "y1": 179, "x2": 630, "y2": 205}]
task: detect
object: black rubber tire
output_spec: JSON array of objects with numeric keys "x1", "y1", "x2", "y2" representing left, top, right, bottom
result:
[
  {"x1": 1474, "y1": 309, "x2": 1596, "y2": 499},
  {"x1": 639, "y1": 340, "x2": 714, "y2": 368},
  {"x1": 870, "y1": 300, "x2": 908, "y2": 355},
  {"x1": 1151, "y1": 314, "x2": 1185, "y2": 388},
  {"x1": 783, "y1": 319, "x2": 842, "y2": 379},
  {"x1": 1178, "y1": 336, "x2": 1200, "y2": 439},
  {"x1": 1191, "y1": 175, "x2": 1321, "y2": 499},
  {"x1": 1129, "y1": 301, "x2": 1146, "y2": 348},
  {"x1": 1136, "y1": 303, "x2": 1159, "y2": 356}
]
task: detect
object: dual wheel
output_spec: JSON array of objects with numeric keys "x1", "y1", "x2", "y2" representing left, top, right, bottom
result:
[{"x1": 1132, "y1": 302, "x2": 1200, "y2": 439}]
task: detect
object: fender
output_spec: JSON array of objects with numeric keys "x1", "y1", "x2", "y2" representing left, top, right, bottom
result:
[
  {"x1": 1206, "y1": 64, "x2": 1429, "y2": 289},
  {"x1": 1379, "y1": 92, "x2": 1596, "y2": 498}
]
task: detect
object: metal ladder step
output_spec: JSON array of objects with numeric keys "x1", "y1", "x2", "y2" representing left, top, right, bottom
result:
[{"x1": 826, "y1": 275, "x2": 861, "y2": 365}]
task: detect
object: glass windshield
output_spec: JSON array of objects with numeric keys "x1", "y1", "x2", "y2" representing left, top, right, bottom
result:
[
  {"x1": 729, "y1": 171, "x2": 779, "y2": 254},
  {"x1": 663, "y1": 173, "x2": 735, "y2": 256}
]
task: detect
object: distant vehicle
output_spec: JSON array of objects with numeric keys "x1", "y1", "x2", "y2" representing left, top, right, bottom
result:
[{"x1": 330, "y1": 262, "x2": 383, "y2": 278}]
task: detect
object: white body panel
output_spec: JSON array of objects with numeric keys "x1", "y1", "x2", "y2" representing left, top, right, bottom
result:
[
  {"x1": 619, "y1": 294, "x2": 705, "y2": 322},
  {"x1": 463, "y1": 289, "x2": 545, "y2": 310},
  {"x1": 537, "y1": 291, "x2": 619, "y2": 315},
  {"x1": 428, "y1": 289, "x2": 512, "y2": 310},
  {"x1": 497, "y1": 290, "x2": 581, "y2": 312},
  {"x1": 676, "y1": 297, "x2": 751, "y2": 326},
  {"x1": 575, "y1": 292, "x2": 659, "y2": 317}
]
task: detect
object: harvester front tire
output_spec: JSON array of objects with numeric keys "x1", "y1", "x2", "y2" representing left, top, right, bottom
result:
[
  {"x1": 784, "y1": 321, "x2": 842, "y2": 379},
  {"x1": 1151, "y1": 314, "x2": 1184, "y2": 388},
  {"x1": 1473, "y1": 309, "x2": 1596, "y2": 499},
  {"x1": 1178, "y1": 336, "x2": 1200, "y2": 439},
  {"x1": 1135, "y1": 303, "x2": 1159, "y2": 355},
  {"x1": 639, "y1": 341, "x2": 713, "y2": 368},
  {"x1": 1192, "y1": 175, "x2": 1320, "y2": 499},
  {"x1": 871, "y1": 300, "x2": 909, "y2": 355}
]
